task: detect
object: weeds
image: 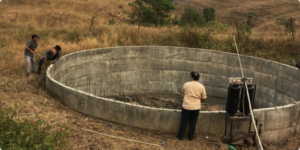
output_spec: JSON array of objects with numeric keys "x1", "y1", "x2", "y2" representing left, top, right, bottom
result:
[
  {"x1": 0, "y1": 105, "x2": 69, "y2": 149},
  {"x1": 108, "y1": 19, "x2": 115, "y2": 25}
]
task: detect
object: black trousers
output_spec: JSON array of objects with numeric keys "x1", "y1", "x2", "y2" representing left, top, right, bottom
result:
[
  {"x1": 177, "y1": 108, "x2": 200, "y2": 140},
  {"x1": 38, "y1": 56, "x2": 57, "y2": 72}
]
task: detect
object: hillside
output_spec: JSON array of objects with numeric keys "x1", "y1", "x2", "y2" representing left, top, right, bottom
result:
[{"x1": 173, "y1": 0, "x2": 300, "y2": 33}]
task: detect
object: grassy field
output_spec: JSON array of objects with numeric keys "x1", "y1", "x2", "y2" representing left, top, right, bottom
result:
[{"x1": 1, "y1": 0, "x2": 300, "y2": 149}]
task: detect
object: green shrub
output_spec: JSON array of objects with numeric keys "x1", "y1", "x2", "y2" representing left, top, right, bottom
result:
[
  {"x1": 179, "y1": 27, "x2": 215, "y2": 48},
  {"x1": 203, "y1": 7, "x2": 216, "y2": 23},
  {"x1": 180, "y1": 7, "x2": 206, "y2": 27},
  {"x1": 171, "y1": 16, "x2": 181, "y2": 26},
  {"x1": 0, "y1": 106, "x2": 69, "y2": 150},
  {"x1": 109, "y1": 19, "x2": 116, "y2": 25},
  {"x1": 127, "y1": 0, "x2": 176, "y2": 27},
  {"x1": 245, "y1": 12, "x2": 255, "y2": 20}
]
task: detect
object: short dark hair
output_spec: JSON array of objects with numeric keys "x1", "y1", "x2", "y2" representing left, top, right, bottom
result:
[
  {"x1": 190, "y1": 71, "x2": 200, "y2": 81},
  {"x1": 32, "y1": 34, "x2": 38, "y2": 39},
  {"x1": 55, "y1": 45, "x2": 61, "y2": 51}
]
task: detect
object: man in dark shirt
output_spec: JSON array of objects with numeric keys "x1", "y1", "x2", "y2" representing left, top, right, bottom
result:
[
  {"x1": 38, "y1": 45, "x2": 62, "y2": 74},
  {"x1": 24, "y1": 35, "x2": 41, "y2": 77}
]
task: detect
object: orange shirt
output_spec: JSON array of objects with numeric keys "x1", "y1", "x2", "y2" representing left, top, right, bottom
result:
[{"x1": 182, "y1": 81, "x2": 207, "y2": 110}]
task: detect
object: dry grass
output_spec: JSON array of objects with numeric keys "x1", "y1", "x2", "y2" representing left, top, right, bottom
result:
[
  {"x1": 1, "y1": 0, "x2": 300, "y2": 149},
  {"x1": 0, "y1": 69, "x2": 218, "y2": 150},
  {"x1": 0, "y1": 0, "x2": 300, "y2": 70}
]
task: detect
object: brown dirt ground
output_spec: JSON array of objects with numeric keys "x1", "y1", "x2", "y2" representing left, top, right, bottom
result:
[{"x1": 1, "y1": 65, "x2": 300, "y2": 150}]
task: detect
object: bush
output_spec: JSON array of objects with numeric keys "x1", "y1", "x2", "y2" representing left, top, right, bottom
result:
[
  {"x1": 203, "y1": 7, "x2": 216, "y2": 23},
  {"x1": 0, "y1": 106, "x2": 69, "y2": 150},
  {"x1": 179, "y1": 27, "x2": 215, "y2": 48},
  {"x1": 180, "y1": 7, "x2": 206, "y2": 27},
  {"x1": 245, "y1": 12, "x2": 255, "y2": 20},
  {"x1": 127, "y1": 0, "x2": 176, "y2": 27},
  {"x1": 67, "y1": 29, "x2": 80, "y2": 42},
  {"x1": 171, "y1": 16, "x2": 181, "y2": 26},
  {"x1": 109, "y1": 18, "x2": 116, "y2": 25}
]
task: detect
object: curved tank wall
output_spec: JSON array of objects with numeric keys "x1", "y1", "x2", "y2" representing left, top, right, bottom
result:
[{"x1": 46, "y1": 46, "x2": 300, "y2": 144}]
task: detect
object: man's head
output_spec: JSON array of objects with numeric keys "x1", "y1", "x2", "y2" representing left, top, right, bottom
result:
[
  {"x1": 32, "y1": 34, "x2": 38, "y2": 42},
  {"x1": 190, "y1": 71, "x2": 200, "y2": 81},
  {"x1": 55, "y1": 45, "x2": 61, "y2": 51}
]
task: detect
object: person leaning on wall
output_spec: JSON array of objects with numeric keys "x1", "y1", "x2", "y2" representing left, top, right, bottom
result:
[
  {"x1": 292, "y1": 59, "x2": 300, "y2": 70},
  {"x1": 177, "y1": 71, "x2": 207, "y2": 141},
  {"x1": 37, "y1": 45, "x2": 62, "y2": 74}
]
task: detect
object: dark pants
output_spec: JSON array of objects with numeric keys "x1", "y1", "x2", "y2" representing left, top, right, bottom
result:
[
  {"x1": 177, "y1": 108, "x2": 200, "y2": 140},
  {"x1": 38, "y1": 56, "x2": 57, "y2": 72}
]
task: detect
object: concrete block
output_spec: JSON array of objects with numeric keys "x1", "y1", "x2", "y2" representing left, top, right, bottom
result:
[
  {"x1": 253, "y1": 58, "x2": 265, "y2": 73},
  {"x1": 211, "y1": 51, "x2": 230, "y2": 65},
  {"x1": 185, "y1": 48, "x2": 196, "y2": 61},
  {"x1": 139, "y1": 46, "x2": 154, "y2": 58},
  {"x1": 161, "y1": 46, "x2": 185, "y2": 60},
  {"x1": 260, "y1": 127, "x2": 295, "y2": 144},
  {"x1": 94, "y1": 48, "x2": 115, "y2": 61},
  {"x1": 161, "y1": 59, "x2": 174, "y2": 70},
  {"x1": 209, "y1": 63, "x2": 229, "y2": 77},
  {"x1": 205, "y1": 86, "x2": 227, "y2": 100},
  {"x1": 276, "y1": 78, "x2": 297, "y2": 99},
  {"x1": 194, "y1": 62, "x2": 210, "y2": 74},
  {"x1": 195, "y1": 49, "x2": 211, "y2": 62},
  {"x1": 262, "y1": 61, "x2": 279, "y2": 76},
  {"x1": 119, "y1": 46, "x2": 140, "y2": 59},
  {"x1": 152, "y1": 46, "x2": 164, "y2": 58},
  {"x1": 263, "y1": 105, "x2": 297, "y2": 131},
  {"x1": 278, "y1": 64, "x2": 299, "y2": 83},
  {"x1": 160, "y1": 70, "x2": 174, "y2": 82},
  {"x1": 205, "y1": 74, "x2": 229, "y2": 89},
  {"x1": 239, "y1": 55, "x2": 255, "y2": 71}
]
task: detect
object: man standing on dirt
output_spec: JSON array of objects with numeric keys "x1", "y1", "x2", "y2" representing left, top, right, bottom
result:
[
  {"x1": 37, "y1": 45, "x2": 62, "y2": 74},
  {"x1": 177, "y1": 71, "x2": 207, "y2": 141},
  {"x1": 24, "y1": 34, "x2": 41, "y2": 77}
]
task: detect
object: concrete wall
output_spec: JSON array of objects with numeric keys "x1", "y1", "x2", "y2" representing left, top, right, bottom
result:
[{"x1": 46, "y1": 46, "x2": 300, "y2": 144}]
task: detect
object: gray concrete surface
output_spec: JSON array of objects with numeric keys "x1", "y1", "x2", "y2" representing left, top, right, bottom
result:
[{"x1": 46, "y1": 46, "x2": 300, "y2": 144}]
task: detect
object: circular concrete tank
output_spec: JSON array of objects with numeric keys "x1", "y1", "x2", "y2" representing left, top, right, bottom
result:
[{"x1": 46, "y1": 46, "x2": 300, "y2": 144}]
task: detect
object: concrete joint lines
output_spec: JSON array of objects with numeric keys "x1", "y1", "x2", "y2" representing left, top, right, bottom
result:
[{"x1": 46, "y1": 46, "x2": 300, "y2": 144}]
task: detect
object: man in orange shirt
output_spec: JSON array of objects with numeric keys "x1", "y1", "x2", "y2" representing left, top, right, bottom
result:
[
  {"x1": 177, "y1": 71, "x2": 207, "y2": 141},
  {"x1": 37, "y1": 45, "x2": 62, "y2": 74}
]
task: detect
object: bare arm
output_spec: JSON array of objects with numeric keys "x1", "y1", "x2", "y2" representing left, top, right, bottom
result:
[{"x1": 35, "y1": 48, "x2": 41, "y2": 57}]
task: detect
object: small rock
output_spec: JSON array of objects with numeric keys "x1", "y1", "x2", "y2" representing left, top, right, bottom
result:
[
  {"x1": 231, "y1": 139, "x2": 244, "y2": 146},
  {"x1": 232, "y1": 134, "x2": 245, "y2": 142},
  {"x1": 245, "y1": 138, "x2": 254, "y2": 146}
]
